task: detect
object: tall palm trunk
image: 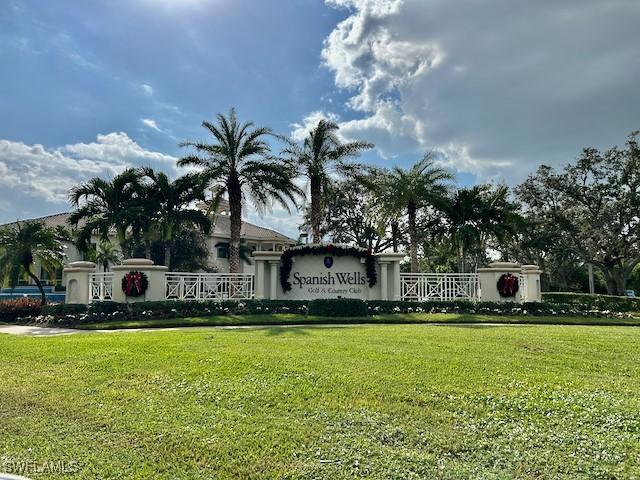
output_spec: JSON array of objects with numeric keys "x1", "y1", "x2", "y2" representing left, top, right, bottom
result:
[
  {"x1": 25, "y1": 265, "x2": 46, "y2": 305},
  {"x1": 164, "y1": 245, "x2": 172, "y2": 269},
  {"x1": 228, "y1": 178, "x2": 243, "y2": 273},
  {"x1": 118, "y1": 229, "x2": 130, "y2": 260},
  {"x1": 119, "y1": 242, "x2": 130, "y2": 259},
  {"x1": 310, "y1": 175, "x2": 322, "y2": 244},
  {"x1": 391, "y1": 221, "x2": 399, "y2": 253},
  {"x1": 407, "y1": 202, "x2": 419, "y2": 273},
  {"x1": 458, "y1": 243, "x2": 466, "y2": 273}
]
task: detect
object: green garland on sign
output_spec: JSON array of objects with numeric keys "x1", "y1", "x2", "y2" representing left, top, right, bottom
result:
[{"x1": 280, "y1": 244, "x2": 377, "y2": 292}]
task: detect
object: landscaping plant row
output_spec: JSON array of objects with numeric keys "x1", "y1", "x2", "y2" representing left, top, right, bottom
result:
[
  {"x1": 541, "y1": 292, "x2": 640, "y2": 312},
  {"x1": 0, "y1": 297, "x2": 635, "y2": 326}
]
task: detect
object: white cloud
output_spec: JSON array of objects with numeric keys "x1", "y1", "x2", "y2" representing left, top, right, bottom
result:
[
  {"x1": 0, "y1": 133, "x2": 177, "y2": 209},
  {"x1": 61, "y1": 132, "x2": 175, "y2": 166},
  {"x1": 290, "y1": 110, "x2": 341, "y2": 142},
  {"x1": 142, "y1": 83, "x2": 154, "y2": 95},
  {"x1": 141, "y1": 118, "x2": 161, "y2": 131},
  {"x1": 0, "y1": 133, "x2": 300, "y2": 237},
  {"x1": 326, "y1": 0, "x2": 402, "y2": 17},
  {"x1": 320, "y1": 0, "x2": 640, "y2": 182}
]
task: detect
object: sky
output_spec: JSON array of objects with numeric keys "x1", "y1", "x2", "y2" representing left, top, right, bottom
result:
[{"x1": 1, "y1": 0, "x2": 639, "y2": 238}]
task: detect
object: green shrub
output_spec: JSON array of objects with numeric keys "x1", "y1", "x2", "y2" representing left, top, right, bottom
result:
[
  {"x1": 129, "y1": 299, "x2": 308, "y2": 317},
  {"x1": 0, "y1": 298, "x2": 42, "y2": 322},
  {"x1": 10, "y1": 295, "x2": 636, "y2": 327},
  {"x1": 308, "y1": 299, "x2": 368, "y2": 317},
  {"x1": 42, "y1": 303, "x2": 87, "y2": 316},
  {"x1": 366, "y1": 299, "x2": 617, "y2": 316},
  {"x1": 541, "y1": 293, "x2": 640, "y2": 312},
  {"x1": 88, "y1": 302, "x2": 128, "y2": 316}
]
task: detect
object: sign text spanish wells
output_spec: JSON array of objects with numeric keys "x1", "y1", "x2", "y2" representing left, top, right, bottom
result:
[
  {"x1": 283, "y1": 254, "x2": 375, "y2": 300},
  {"x1": 292, "y1": 271, "x2": 367, "y2": 289}
]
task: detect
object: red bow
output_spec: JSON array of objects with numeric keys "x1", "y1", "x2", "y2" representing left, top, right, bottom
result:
[
  {"x1": 499, "y1": 273, "x2": 518, "y2": 296},
  {"x1": 125, "y1": 272, "x2": 142, "y2": 295}
]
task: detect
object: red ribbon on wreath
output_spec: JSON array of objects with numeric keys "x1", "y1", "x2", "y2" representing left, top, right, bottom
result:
[
  {"x1": 126, "y1": 272, "x2": 142, "y2": 296},
  {"x1": 122, "y1": 271, "x2": 148, "y2": 297},
  {"x1": 497, "y1": 273, "x2": 519, "y2": 297}
]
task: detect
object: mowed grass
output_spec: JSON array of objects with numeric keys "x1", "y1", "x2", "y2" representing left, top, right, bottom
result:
[
  {"x1": 0, "y1": 325, "x2": 639, "y2": 479},
  {"x1": 78, "y1": 312, "x2": 640, "y2": 330}
]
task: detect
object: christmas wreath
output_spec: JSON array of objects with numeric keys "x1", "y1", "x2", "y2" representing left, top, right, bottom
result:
[
  {"x1": 122, "y1": 271, "x2": 149, "y2": 297},
  {"x1": 280, "y1": 244, "x2": 377, "y2": 292},
  {"x1": 497, "y1": 273, "x2": 519, "y2": 297}
]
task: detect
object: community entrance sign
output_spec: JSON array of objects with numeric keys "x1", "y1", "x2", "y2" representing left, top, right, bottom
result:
[
  {"x1": 65, "y1": 248, "x2": 543, "y2": 304},
  {"x1": 273, "y1": 244, "x2": 380, "y2": 300},
  {"x1": 253, "y1": 247, "x2": 404, "y2": 301},
  {"x1": 285, "y1": 254, "x2": 371, "y2": 300}
]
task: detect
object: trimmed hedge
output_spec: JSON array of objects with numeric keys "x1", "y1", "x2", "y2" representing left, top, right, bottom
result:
[
  {"x1": 541, "y1": 293, "x2": 640, "y2": 312},
  {"x1": 366, "y1": 300, "x2": 612, "y2": 317},
  {"x1": 308, "y1": 299, "x2": 368, "y2": 317},
  {"x1": 9, "y1": 295, "x2": 637, "y2": 327},
  {"x1": 22, "y1": 299, "x2": 309, "y2": 326}
]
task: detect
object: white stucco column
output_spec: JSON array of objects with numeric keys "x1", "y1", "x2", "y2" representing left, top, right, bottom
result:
[
  {"x1": 375, "y1": 253, "x2": 404, "y2": 301},
  {"x1": 111, "y1": 259, "x2": 169, "y2": 303},
  {"x1": 392, "y1": 260, "x2": 402, "y2": 300},
  {"x1": 252, "y1": 251, "x2": 282, "y2": 301},
  {"x1": 269, "y1": 260, "x2": 279, "y2": 300},
  {"x1": 255, "y1": 260, "x2": 265, "y2": 300},
  {"x1": 521, "y1": 265, "x2": 543, "y2": 302},
  {"x1": 63, "y1": 261, "x2": 96, "y2": 304},
  {"x1": 379, "y1": 262, "x2": 388, "y2": 301}
]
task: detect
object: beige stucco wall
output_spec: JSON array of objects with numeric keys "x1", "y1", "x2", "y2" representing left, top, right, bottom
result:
[{"x1": 254, "y1": 251, "x2": 404, "y2": 301}]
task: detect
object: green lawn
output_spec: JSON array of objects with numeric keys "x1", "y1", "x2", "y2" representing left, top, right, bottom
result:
[
  {"x1": 78, "y1": 312, "x2": 640, "y2": 330},
  {"x1": 1, "y1": 324, "x2": 639, "y2": 479}
]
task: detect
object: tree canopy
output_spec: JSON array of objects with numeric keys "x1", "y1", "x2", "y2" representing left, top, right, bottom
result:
[
  {"x1": 178, "y1": 108, "x2": 302, "y2": 272},
  {"x1": 515, "y1": 131, "x2": 640, "y2": 294}
]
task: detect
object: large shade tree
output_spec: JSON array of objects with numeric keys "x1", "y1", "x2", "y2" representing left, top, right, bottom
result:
[
  {"x1": 178, "y1": 109, "x2": 302, "y2": 272},
  {"x1": 309, "y1": 177, "x2": 393, "y2": 253},
  {"x1": 515, "y1": 131, "x2": 640, "y2": 294},
  {"x1": 0, "y1": 221, "x2": 65, "y2": 304},
  {"x1": 141, "y1": 168, "x2": 212, "y2": 268},
  {"x1": 69, "y1": 169, "x2": 143, "y2": 258},
  {"x1": 283, "y1": 120, "x2": 372, "y2": 243},
  {"x1": 375, "y1": 154, "x2": 452, "y2": 272}
]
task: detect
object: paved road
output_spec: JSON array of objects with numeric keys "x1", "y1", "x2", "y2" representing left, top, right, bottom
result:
[
  {"x1": 0, "y1": 324, "x2": 366, "y2": 336},
  {"x1": 0, "y1": 324, "x2": 83, "y2": 336}
]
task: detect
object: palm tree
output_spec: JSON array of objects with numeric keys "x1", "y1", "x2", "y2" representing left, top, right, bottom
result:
[
  {"x1": 178, "y1": 108, "x2": 302, "y2": 272},
  {"x1": 141, "y1": 168, "x2": 212, "y2": 268},
  {"x1": 442, "y1": 185, "x2": 523, "y2": 272},
  {"x1": 0, "y1": 221, "x2": 65, "y2": 305},
  {"x1": 360, "y1": 167, "x2": 403, "y2": 252},
  {"x1": 91, "y1": 242, "x2": 121, "y2": 272},
  {"x1": 283, "y1": 120, "x2": 372, "y2": 243},
  {"x1": 69, "y1": 169, "x2": 143, "y2": 259},
  {"x1": 378, "y1": 154, "x2": 452, "y2": 272},
  {"x1": 215, "y1": 240, "x2": 253, "y2": 265}
]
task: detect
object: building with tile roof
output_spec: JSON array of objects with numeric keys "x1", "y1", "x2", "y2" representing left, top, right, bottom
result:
[{"x1": 1, "y1": 203, "x2": 297, "y2": 282}]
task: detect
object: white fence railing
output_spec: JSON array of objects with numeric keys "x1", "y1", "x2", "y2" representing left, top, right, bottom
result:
[
  {"x1": 165, "y1": 273, "x2": 255, "y2": 301},
  {"x1": 401, "y1": 273, "x2": 480, "y2": 301},
  {"x1": 89, "y1": 273, "x2": 114, "y2": 302},
  {"x1": 517, "y1": 273, "x2": 527, "y2": 303}
]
